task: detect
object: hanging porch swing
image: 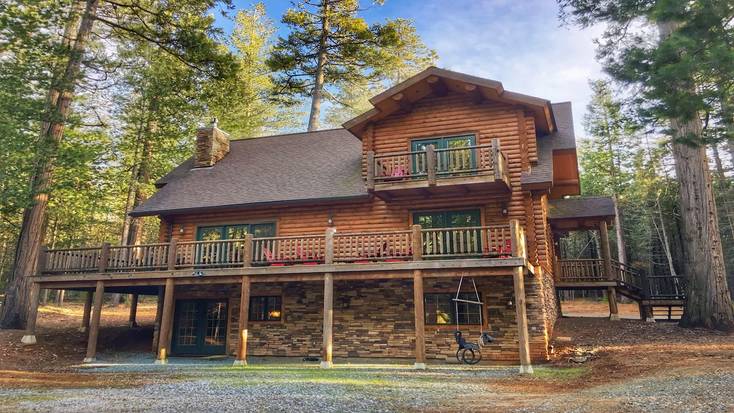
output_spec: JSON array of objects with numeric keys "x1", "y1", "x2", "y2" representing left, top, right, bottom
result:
[{"x1": 452, "y1": 275, "x2": 494, "y2": 364}]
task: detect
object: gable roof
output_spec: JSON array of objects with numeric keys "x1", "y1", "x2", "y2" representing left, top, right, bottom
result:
[
  {"x1": 343, "y1": 66, "x2": 557, "y2": 137},
  {"x1": 130, "y1": 129, "x2": 368, "y2": 217}
]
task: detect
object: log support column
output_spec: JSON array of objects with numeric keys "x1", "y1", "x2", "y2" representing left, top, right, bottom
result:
[
  {"x1": 321, "y1": 272, "x2": 334, "y2": 369},
  {"x1": 607, "y1": 287, "x2": 620, "y2": 321},
  {"x1": 79, "y1": 291, "x2": 93, "y2": 333},
  {"x1": 513, "y1": 266, "x2": 533, "y2": 374},
  {"x1": 234, "y1": 276, "x2": 251, "y2": 366},
  {"x1": 151, "y1": 286, "x2": 164, "y2": 352},
  {"x1": 128, "y1": 294, "x2": 139, "y2": 328},
  {"x1": 155, "y1": 278, "x2": 175, "y2": 364},
  {"x1": 83, "y1": 280, "x2": 105, "y2": 363},
  {"x1": 413, "y1": 270, "x2": 426, "y2": 369},
  {"x1": 20, "y1": 282, "x2": 41, "y2": 345},
  {"x1": 599, "y1": 221, "x2": 619, "y2": 321}
]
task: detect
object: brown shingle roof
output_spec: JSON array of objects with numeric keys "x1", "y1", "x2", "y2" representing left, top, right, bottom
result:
[
  {"x1": 131, "y1": 129, "x2": 368, "y2": 217},
  {"x1": 548, "y1": 196, "x2": 615, "y2": 220}
]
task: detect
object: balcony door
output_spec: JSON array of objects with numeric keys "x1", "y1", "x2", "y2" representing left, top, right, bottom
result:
[
  {"x1": 413, "y1": 209, "x2": 482, "y2": 256},
  {"x1": 411, "y1": 135, "x2": 476, "y2": 176}
]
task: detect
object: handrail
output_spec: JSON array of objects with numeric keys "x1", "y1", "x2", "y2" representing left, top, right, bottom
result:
[
  {"x1": 39, "y1": 221, "x2": 528, "y2": 275},
  {"x1": 366, "y1": 139, "x2": 508, "y2": 188}
]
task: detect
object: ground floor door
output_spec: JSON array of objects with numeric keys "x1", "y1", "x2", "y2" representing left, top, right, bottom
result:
[{"x1": 172, "y1": 299, "x2": 228, "y2": 356}]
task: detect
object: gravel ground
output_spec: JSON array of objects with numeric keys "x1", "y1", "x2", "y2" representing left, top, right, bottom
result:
[{"x1": 2, "y1": 357, "x2": 732, "y2": 413}]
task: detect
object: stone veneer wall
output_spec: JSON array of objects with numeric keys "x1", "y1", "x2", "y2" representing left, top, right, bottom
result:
[{"x1": 174, "y1": 274, "x2": 550, "y2": 362}]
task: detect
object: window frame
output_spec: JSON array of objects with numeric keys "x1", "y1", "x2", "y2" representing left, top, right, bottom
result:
[
  {"x1": 248, "y1": 295, "x2": 283, "y2": 322},
  {"x1": 423, "y1": 292, "x2": 484, "y2": 326}
]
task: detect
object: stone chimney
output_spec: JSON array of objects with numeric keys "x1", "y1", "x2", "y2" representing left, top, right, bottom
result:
[{"x1": 194, "y1": 118, "x2": 230, "y2": 168}]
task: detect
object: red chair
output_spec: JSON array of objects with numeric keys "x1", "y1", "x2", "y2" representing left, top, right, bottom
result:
[{"x1": 263, "y1": 248, "x2": 286, "y2": 266}]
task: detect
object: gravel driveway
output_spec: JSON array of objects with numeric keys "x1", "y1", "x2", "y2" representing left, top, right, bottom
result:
[{"x1": 2, "y1": 355, "x2": 733, "y2": 413}]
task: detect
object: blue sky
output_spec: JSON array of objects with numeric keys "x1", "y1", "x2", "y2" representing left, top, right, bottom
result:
[{"x1": 215, "y1": 0, "x2": 604, "y2": 136}]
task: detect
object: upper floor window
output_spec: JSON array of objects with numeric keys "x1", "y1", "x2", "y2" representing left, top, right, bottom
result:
[
  {"x1": 196, "y1": 222, "x2": 275, "y2": 241},
  {"x1": 411, "y1": 134, "x2": 476, "y2": 174}
]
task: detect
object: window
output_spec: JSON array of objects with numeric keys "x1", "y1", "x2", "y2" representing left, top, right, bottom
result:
[
  {"x1": 424, "y1": 293, "x2": 482, "y2": 325},
  {"x1": 249, "y1": 296, "x2": 282, "y2": 321},
  {"x1": 196, "y1": 222, "x2": 275, "y2": 241}
]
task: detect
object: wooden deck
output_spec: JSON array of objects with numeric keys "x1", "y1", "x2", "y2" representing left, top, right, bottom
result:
[{"x1": 33, "y1": 221, "x2": 531, "y2": 290}]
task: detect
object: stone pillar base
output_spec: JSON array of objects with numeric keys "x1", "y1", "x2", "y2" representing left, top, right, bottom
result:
[
  {"x1": 82, "y1": 357, "x2": 96, "y2": 364},
  {"x1": 154, "y1": 358, "x2": 168, "y2": 365},
  {"x1": 233, "y1": 359, "x2": 247, "y2": 367},
  {"x1": 78, "y1": 327, "x2": 87, "y2": 333},
  {"x1": 128, "y1": 321, "x2": 138, "y2": 328},
  {"x1": 320, "y1": 361, "x2": 333, "y2": 369},
  {"x1": 413, "y1": 362, "x2": 427, "y2": 370},
  {"x1": 645, "y1": 316, "x2": 656, "y2": 323},
  {"x1": 20, "y1": 335, "x2": 37, "y2": 345},
  {"x1": 609, "y1": 313, "x2": 620, "y2": 321},
  {"x1": 518, "y1": 364, "x2": 534, "y2": 374}
]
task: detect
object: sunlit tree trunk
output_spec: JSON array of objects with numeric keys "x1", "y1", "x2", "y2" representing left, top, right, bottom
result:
[
  {"x1": 0, "y1": 0, "x2": 98, "y2": 329},
  {"x1": 307, "y1": 0, "x2": 330, "y2": 132}
]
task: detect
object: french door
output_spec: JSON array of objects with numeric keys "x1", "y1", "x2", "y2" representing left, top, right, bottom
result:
[
  {"x1": 411, "y1": 135, "x2": 476, "y2": 175},
  {"x1": 172, "y1": 299, "x2": 228, "y2": 356}
]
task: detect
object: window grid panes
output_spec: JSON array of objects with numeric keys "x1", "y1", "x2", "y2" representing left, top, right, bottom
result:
[
  {"x1": 249, "y1": 296, "x2": 282, "y2": 321},
  {"x1": 177, "y1": 302, "x2": 198, "y2": 346},
  {"x1": 205, "y1": 302, "x2": 227, "y2": 346},
  {"x1": 424, "y1": 293, "x2": 482, "y2": 325}
]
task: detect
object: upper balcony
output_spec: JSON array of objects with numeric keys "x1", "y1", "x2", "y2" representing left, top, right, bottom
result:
[{"x1": 366, "y1": 139, "x2": 510, "y2": 199}]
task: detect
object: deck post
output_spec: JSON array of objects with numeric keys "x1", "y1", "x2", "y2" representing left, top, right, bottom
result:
[
  {"x1": 321, "y1": 227, "x2": 335, "y2": 368},
  {"x1": 98, "y1": 243, "x2": 110, "y2": 273},
  {"x1": 598, "y1": 221, "x2": 619, "y2": 321},
  {"x1": 152, "y1": 286, "x2": 164, "y2": 352},
  {"x1": 321, "y1": 272, "x2": 334, "y2": 369},
  {"x1": 492, "y1": 138, "x2": 502, "y2": 181},
  {"x1": 36, "y1": 246, "x2": 48, "y2": 276},
  {"x1": 79, "y1": 291, "x2": 93, "y2": 333},
  {"x1": 366, "y1": 151, "x2": 375, "y2": 190},
  {"x1": 156, "y1": 278, "x2": 175, "y2": 364},
  {"x1": 20, "y1": 282, "x2": 41, "y2": 345},
  {"x1": 411, "y1": 224, "x2": 423, "y2": 261},
  {"x1": 512, "y1": 266, "x2": 533, "y2": 374},
  {"x1": 128, "y1": 294, "x2": 139, "y2": 328},
  {"x1": 84, "y1": 280, "x2": 105, "y2": 363},
  {"x1": 234, "y1": 275, "x2": 251, "y2": 366},
  {"x1": 167, "y1": 238, "x2": 177, "y2": 270},
  {"x1": 426, "y1": 145, "x2": 437, "y2": 185},
  {"x1": 242, "y1": 233, "x2": 254, "y2": 267},
  {"x1": 412, "y1": 269, "x2": 426, "y2": 369}
]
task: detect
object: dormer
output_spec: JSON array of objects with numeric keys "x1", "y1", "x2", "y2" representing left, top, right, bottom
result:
[{"x1": 342, "y1": 67, "x2": 559, "y2": 199}]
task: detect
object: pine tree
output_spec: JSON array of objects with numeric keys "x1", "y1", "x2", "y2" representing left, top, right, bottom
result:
[
  {"x1": 560, "y1": 0, "x2": 734, "y2": 330},
  {"x1": 266, "y1": 0, "x2": 400, "y2": 131}
]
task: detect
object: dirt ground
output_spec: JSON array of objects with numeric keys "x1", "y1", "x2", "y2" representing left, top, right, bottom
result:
[{"x1": 0, "y1": 299, "x2": 732, "y2": 412}]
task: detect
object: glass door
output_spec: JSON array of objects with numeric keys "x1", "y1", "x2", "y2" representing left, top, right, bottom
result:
[
  {"x1": 172, "y1": 299, "x2": 228, "y2": 356},
  {"x1": 411, "y1": 135, "x2": 476, "y2": 177}
]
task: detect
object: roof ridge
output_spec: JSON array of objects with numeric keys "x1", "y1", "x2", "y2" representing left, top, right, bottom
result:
[{"x1": 230, "y1": 127, "x2": 347, "y2": 143}]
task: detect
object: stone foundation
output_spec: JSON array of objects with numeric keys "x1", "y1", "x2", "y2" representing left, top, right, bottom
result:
[{"x1": 174, "y1": 274, "x2": 551, "y2": 363}]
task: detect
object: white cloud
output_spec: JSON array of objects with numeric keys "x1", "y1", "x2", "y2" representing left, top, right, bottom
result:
[{"x1": 405, "y1": 0, "x2": 605, "y2": 137}]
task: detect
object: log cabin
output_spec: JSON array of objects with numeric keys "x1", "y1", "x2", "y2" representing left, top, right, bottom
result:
[{"x1": 25, "y1": 67, "x2": 669, "y2": 373}]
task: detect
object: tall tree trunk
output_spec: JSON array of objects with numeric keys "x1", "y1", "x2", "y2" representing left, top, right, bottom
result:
[
  {"x1": 55, "y1": 289, "x2": 65, "y2": 307},
  {"x1": 711, "y1": 144, "x2": 734, "y2": 240},
  {"x1": 0, "y1": 0, "x2": 98, "y2": 329},
  {"x1": 658, "y1": 20, "x2": 734, "y2": 331},
  {"x1": 613, "y1": 196, "x2": 627, "y2": 264},
  {"x1": 307, "y1": 0, "x2": 330, "y2": 132}
]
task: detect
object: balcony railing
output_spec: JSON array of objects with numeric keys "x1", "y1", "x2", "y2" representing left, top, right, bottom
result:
[
  {"x1": 366, "y1": 139, "x2": 509, "y2": 190},
  {"x1": 38, "y1": 221, "x2": 528, "y2": 276}
]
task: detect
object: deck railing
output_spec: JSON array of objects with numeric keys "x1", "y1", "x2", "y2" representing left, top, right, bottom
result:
[
  {"x1": 646, "y1": 275, "x2": 688, "y2": 300},
  {"x1": 366, "y1": 139, "x2": 508, "y2": 189},
  {"x1": 557, "y1": 259, "x2": 606, "y2": 281},
  {"x1": 39, "y1": 221, "x2": 528, "y2": 275}
]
